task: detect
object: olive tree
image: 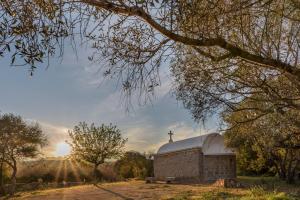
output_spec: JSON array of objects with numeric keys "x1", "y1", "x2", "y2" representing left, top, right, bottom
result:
[
  {"x1": 172, "y1": 56, "x2": 300, "y2": 122},
  {"x1": 224, "y1": 93, "x2": 300, "y2": 183},
  {"x1": 68, "y1": 122, "x2": 127, "y2": 181},
  {"x1": 1, "y1": 0, "x2": 300, "y2": 129},
  {"x1": 0, "y1": 113, "x2": 47, "y2": 194},
  {"x1": 1, "y1": 1, "x2": 300, "y2": 107}
]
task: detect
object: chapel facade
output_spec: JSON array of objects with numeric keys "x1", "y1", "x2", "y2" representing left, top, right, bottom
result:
[{"x1": 153, "y1": 133, "x2": 236, "y2": 183}]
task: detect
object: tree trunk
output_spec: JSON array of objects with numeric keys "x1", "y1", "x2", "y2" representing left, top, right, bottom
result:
[
  {"x1": 93, "y1": 164, "x2": 99, "y2": 183},
  {"x1": 276, "y1": 151, "x2": 299, "y2": 184},
  {"x1": 277, "y1": 160, "x2": 287, "y2": 180},
  {"x1": 10, "y1": 168, "x2": 17, "y2": 195},
  {"x1": 0, "y1": 162, "x2": 5, "y2": 195},
  {"x1": 286, "y1": 171, "x2": 295, "y2": 184},
  {"x1": 278, "y1": 167, "x2": 286, "y2": 180},
  {"x1": 285, "y1": 159, "x2": 299, "y2": 184},
  {"x1": 9, "y1": 160, "x2": 17, "y2": 196},
  {"x1": 286, "y1": 164, "x2": 295, "y2": 184}
]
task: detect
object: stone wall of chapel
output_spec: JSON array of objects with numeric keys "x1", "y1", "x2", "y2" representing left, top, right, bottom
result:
[
  {"x1": 203, "y1": 155, "x2": 236, "y2": 181},
  {"x1": 154, "y1": 148, "x2": 202, "y2": 182}
]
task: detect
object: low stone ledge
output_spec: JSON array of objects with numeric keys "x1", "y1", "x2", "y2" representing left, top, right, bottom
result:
[{"x1": 165, "y1": 177, "x2": 176, "y2": 184}]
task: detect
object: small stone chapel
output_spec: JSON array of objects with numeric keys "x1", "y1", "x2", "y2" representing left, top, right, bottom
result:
[{"x1": 153, "y1": 132, "x2": 236, "y2": 183}]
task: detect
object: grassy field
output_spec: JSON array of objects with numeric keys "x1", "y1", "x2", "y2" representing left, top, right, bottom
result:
[
  {"x1": 2, "y1": 176, "x2": 299, "y2": 200},
  {"x1": 16, "y1": 159, "x2": 117, "y2": 183}
]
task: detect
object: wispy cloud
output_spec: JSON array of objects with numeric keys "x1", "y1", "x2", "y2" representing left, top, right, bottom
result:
[
  {"x1": 122, "y1": 120, "x2": 213, "y2": 154},
  {"x1": 37, "y1": 119, "x2": 211, "y2": 156},
  {"x1": 0, "y1": 42, "x2": 219, "y2": 158}
]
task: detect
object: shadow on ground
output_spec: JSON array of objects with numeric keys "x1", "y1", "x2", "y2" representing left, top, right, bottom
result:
[{"x1": 94, "y1": 184, "x2": 134, "y2": 200}]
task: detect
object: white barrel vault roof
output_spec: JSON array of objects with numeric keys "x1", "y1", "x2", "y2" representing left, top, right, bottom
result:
[{"x1": 157, "y1": 133, "x2": 235, "y2": 155}]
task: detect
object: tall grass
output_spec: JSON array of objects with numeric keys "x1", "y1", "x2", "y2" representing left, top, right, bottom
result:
[{"x1": 168, "y1": 189, "x2": 296, "y2": 200}]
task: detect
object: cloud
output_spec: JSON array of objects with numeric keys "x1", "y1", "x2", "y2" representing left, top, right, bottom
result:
[
  {"x1": 122, "y1": 121, "x2": 213, "y2": 154},
  {"x1": 0, "y1": 41, "x2": 220, "y2": 158},
  {"x1": 23, "y1": 105, "x2": 218, "y2": 158}
]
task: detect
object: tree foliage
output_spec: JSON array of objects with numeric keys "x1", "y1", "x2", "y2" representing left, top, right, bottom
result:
[
  {"x1": 232, "y1": 142, "x2": 272, "y2": 176},
  {"x1": 175, "y1": 58, "x2": 300, "y2": 121},
  {"x1": 0, "y1": 113, "x2": 47, "y2": 194},
  {"x1": 114, "y1": 151, "x2": 153, "y2": 179},
  {"x1": 68, "y1": 122, "x2": 127, "y2": 180},
  {"x1": 224, "y1": 92, "x2": 300, "y2": 183},
  {"x1": 1, "y1": 1, "x2": 300, "y2": 111}
]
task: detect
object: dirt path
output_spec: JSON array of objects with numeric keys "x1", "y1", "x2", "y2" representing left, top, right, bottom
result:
[
  {"x1": 8, "y1": 181, "x2": 193, "y2": 200},
  {"x1": 8, "y1": 181, "x2": 247, "y2": 200}
]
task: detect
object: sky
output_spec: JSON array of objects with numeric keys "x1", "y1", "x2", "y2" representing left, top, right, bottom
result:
[{"x1": 0, "y1": 44, "x2": 218, "y2": 157}]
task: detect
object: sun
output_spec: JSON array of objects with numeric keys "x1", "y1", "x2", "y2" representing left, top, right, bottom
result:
[{"x1": 55, "y1": 142, "x2": 71, "y2": 157}]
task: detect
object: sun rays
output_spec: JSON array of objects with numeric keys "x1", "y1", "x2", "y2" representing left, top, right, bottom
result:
[
  {"x1": 55, "y1": 160, "x2": 64, "y2": 183},
  {"x1": 53, "y1": 159, "x2": 85, "y2": 183},
  {"x1": 52, "y1": 141, "x2": 84, "y2": 183},
  {"x1": 68, "y1": 160, "x2": 82, "y2": 182}
]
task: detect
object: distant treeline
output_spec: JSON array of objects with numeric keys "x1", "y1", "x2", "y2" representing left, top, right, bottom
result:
[{"x1": 8, "y1": 151, "x2": 153, "y2": 184}]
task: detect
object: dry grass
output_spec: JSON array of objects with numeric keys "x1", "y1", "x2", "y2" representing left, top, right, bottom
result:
[{"x1": 2, "y1": 177, "x2": 299, "y2": 200}]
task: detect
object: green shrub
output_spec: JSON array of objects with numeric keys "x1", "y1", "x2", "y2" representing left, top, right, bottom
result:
[{"x1": 114, "y1": 151, "x2": 153, "y2": 179}]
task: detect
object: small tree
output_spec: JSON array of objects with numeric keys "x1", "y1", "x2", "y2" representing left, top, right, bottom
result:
[
  {"x1": 68, "y1": 122, "x2": 127, "y2": 181},
  {"x1": 0, "y1": 113, "x2": 47, "y2": 194}
]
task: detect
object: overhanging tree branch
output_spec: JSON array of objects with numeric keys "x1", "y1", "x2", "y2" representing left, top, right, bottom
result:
[{"x1": 82, "y1": 0, "x2": 300, "y2": 80}]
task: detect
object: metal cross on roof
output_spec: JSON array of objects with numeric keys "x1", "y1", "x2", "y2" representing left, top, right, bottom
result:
[{"x1": 168, "y1": 130, "x2": 174, "y2": 143}]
